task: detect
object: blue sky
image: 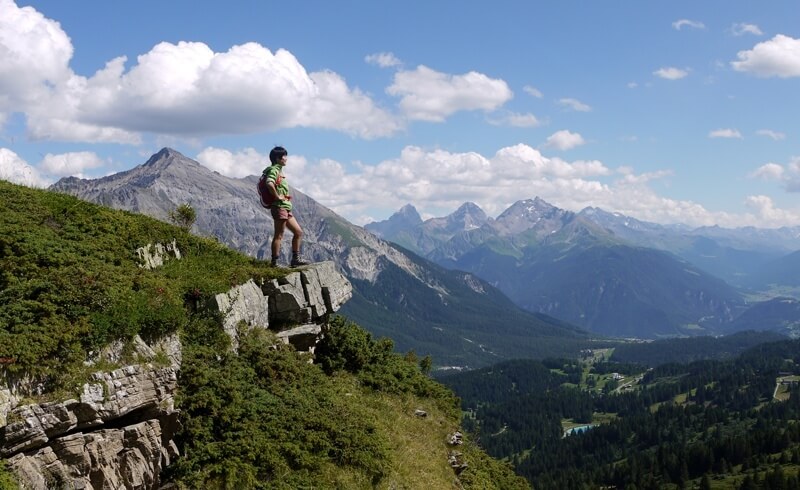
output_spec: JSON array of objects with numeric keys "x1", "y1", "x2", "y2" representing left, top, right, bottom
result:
[{"x1": 1, "y1": 0, "x2": 799, "y2": 227}]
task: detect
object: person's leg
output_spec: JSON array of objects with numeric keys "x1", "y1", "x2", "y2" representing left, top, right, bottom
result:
[
  {"x1": 285, "y1": 216, "x2": 304, "y2": 254},
  {"x1": 271, "y1": 218, "x2": 287, "y2": 266},
  {"x1": 285, "y1": 217, "x2": 309, "y2": 266}
]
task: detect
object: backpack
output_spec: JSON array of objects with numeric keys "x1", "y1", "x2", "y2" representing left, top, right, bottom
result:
[{"x1": 257, "y1": 173, "x2": 281, "y2": 208}]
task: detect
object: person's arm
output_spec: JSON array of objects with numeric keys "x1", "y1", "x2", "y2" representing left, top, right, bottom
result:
[{"x1": 266, "y1": 181, "x2": 283, "y2": 201}]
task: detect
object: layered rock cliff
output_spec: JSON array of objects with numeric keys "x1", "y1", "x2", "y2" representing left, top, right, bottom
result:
[{"x1": 0, "y1": 252, "x2": 352, "y2": 489}]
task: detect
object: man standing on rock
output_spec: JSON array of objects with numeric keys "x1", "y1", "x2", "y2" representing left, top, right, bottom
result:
[{"x1": 261, "y1": 146, "x2": 309, "y2": 267}]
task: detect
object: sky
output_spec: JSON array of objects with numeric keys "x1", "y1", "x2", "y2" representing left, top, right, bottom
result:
[{"x1": 1, "y1": 0, "x2": 799, "y2": 228}]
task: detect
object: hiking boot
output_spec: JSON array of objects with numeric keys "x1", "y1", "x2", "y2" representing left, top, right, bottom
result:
[
  {"x1": 270, "y1": 256, "x2": 280, "y2": 267},
  {"x1": 290, "y1": 254, "x2": 310, "y2": 267}
]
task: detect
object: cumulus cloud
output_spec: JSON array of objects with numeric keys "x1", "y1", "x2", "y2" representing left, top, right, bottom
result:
[
  {"x1": 39, "y1": 151, "x2": 105, "y2": 178},
  {"x1": 0, "y1": 148, "x2": 49, "y2": 187},
  {"x1": 487, "y1": 112, "x2": 542, "y2": 128},
  {"x1": 749, "y1": 163, "x2": 784, "y2": 180},
  {"x1": 709, "y1": 128, "x2": 742, "y2": 139},
  {"x1": 756, "y1": 129, "x2": 786, "y2": 140},
  {"x1": 542, "y1": 130, "x2": 586, "y2": 151},
  {"x1": 731, "y1": 34, "x2": 800, "y2": 78},
  {"x1": 745, "y1": 195, "x2": 800, "y2": 223},
  {"x1": 653, "y1": 67, "x2": 689, "y2": 80},
  {"x1": 0, "y1": 0, "x2": 72, "y2": 111},
  {"x1": 365, "y1": 52, "x2": 402, "y2": 68},
  {"x1": 386, "y1": 65, "x2": 513, "y2": 122},
  {"x1": 82, "y1": 42, "x2": 401, "y2": 139},
  {"x1": 523, "y1": 85, "x2": 543, "y2": 98},
  {"x1": 750, "y1": 159, "x2": 800, "y2": 192},
  {"x1": 196, "y1": 147, "x2": 266, "y2": 178},
  {"x1": 557, "y1": 98, "x2": 591, "y2": 112},
  {"x1": 672, "y1": 19, "x2": 705, "y2": 30},
  {"x1": 0, "y1": 2, "x2": 402, "y2": 142},
  {"x1": 731, "y1": 23, "x2": 763, "y2": 36}
]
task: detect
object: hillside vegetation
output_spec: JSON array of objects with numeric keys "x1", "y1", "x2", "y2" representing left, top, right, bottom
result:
[{"x1": 0, "y1": 181, "x2": 526, "y2": 489}]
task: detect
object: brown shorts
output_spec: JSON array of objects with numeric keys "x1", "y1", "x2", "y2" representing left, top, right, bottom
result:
[{"x1": 270, "y1": 207, "x2": 293, "y2": 220}]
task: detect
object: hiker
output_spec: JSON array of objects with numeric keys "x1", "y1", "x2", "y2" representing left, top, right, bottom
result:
[{"x1": 262, "y1": 146, "x2": 309, "y2": 267}]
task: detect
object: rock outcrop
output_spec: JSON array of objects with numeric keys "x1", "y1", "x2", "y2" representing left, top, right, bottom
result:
[{"x1": 1, "y1": 260, "x2": 352, "y2": 489}]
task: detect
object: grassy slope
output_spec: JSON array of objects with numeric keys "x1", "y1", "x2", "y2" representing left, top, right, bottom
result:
[{"x1": 0, "y1": 181, "x2": 525, "y2": 489}]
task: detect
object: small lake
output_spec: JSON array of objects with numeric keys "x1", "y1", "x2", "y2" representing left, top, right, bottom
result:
[{"x1": 563, "y1": 424, "x2": 597, "y2": 437}]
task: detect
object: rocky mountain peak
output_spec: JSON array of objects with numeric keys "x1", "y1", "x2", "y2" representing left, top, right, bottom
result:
[
  {"x1": 364, "y1": 203, "x2": 422, "y2": 238},
  {"x1": 493, "y1": 197, "x2": 571, "y2": 236},
  {"x1": 397, "y1": 204, "x2": 423, "y2": 222},
  {"x1": 447, "y1": 202, "x2": 488, "y2": 231}
]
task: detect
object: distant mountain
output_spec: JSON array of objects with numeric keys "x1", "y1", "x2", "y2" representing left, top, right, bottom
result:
[
  {"x1": 726, "y1": 297, "x2": 800, "y2": 337},
  {"x1": 374, "y1": 198, "x2": 749, "y2": 339},
  {"x1": 50, "y1": 148, "x2": 597, "y2": 369},
  {"x1": 366, "y1": 202, "x2": 490, "y2": 256},
  {"x1": 578, "y1": 207, "x2": 800, "y2": 288},
  {"x1": 362, "y1": 203, "x2": 422, "y2": 246},
  {"x1": 748, "y1": 250, "x2": 800, "y2": 290}
]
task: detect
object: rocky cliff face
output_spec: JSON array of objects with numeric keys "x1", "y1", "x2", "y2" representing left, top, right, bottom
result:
[{"x1": 0, "y1": 240, "x2": 352, "y2": 489}]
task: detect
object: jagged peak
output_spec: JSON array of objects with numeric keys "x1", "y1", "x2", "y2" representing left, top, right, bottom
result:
[
  {"x1": 497, "y1": 196, "x2": 561, "y2": 220},
  {"x1": 397, "y1": 203, "x2": 422, "y2": 220},
  {"x1": 142, "y1": 147, "x2": 201, "y2": 170}
]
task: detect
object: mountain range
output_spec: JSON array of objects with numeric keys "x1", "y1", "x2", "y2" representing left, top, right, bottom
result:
[
  {"x1": 50, "y1": 148, "x2": 597, "y2": 369},
  {"x1": 366, "y1": 199, "x2": 800, "y2": 338},
  {"x1": 50, "y1": 148, "x2": 800, "y2": 346}
]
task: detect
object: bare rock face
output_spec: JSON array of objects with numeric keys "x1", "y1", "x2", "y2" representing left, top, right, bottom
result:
[{"x1": 2, "y1": 365, "x2": 179, "y2": 489}]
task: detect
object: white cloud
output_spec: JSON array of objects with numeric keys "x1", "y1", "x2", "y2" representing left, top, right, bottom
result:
[
  {"x1": 82, "y1": 42, "x2": 401, "y2": 139},
  {"x1": 542, "y1": 130, "x2": 586, "y2": 151},
  {"x1": 196, "y1": 147, "x2": 266, "y2": 178},
  {"x1": 627, "y1": 82, "x2": 638, "y2": 89},
  {"x1": 749, "y1": 163, "x2": 784, "y2": 180},
  {"x1": 40, "y1": 151, "x2": 105, "y2": 177},
  {"x1": 364, "y1": 53, "x2": 403, "y2": 68},
  {"x1": 0, "y1": 0, "x2": 73, "y2": 111},
  {"x1": 0, "y1": 148, "x2": 49, "y2": 187},
  {"x1": 653, "y1": 67, "x2": 689, "y2": 80},
  {"x1": 731, "y1": 23, "x2": 763, "y2": 36},
  {"x1": 523, "y1": 85, "x2": 543, "y2": 98},
  {"x1": 672, "y1": 19, "x2": 705, "y2": 31},
  {"x1": 617, "y1": 168, "x2": 673, "y2": 185},
  {"x1": 708, "y1": 128, "x2": 742, "y2": 139},
  {"x1": 557, "y1": 98, "x2": 591, "y2": 112},
  {"x1": 744, "y1": 195, "x2": 800, "y2": 223},
  {"x1": 0, "y1": 1, "x2": 402, "y2": 142},
  {"x1": 731, "y1": 34, "x2": 800, "y2": 78},
  {"x1": 365, "y1": 52, "x2": 402, "y2": 68},
  {"x1": 749, "y1": 159, "x2": 800, "y2": 193},
  {"x1": 386, "y1": 65, "x2": 513, "y2": 122},
  {"x1": 756, "y1": 129, "x2": 786, "y2": 140},
  {"x1": 487, "y1": 112, "x2": 542, "y2": 128}
]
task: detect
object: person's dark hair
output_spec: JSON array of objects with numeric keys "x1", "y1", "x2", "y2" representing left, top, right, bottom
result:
[{"x1": 269, "y1": 146, "x2": 288, "y2": 164}]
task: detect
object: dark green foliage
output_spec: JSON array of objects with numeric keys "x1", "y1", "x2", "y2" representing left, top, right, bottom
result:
[
  {"x1": 169, "y1": 203, "x2": 196, "y2": 230},
  {"x1": 172, "y1": 322, "x2": 390, "y2": 488},
  {"x1": 445, "y1": 339, "x2": 800, "y2": 489},
  {"x1": 611, "y1": 330, "x2": 788, "y2": 367},
  {"x1": 316, "y1": 316, "x2": 459, "y2": 416}
]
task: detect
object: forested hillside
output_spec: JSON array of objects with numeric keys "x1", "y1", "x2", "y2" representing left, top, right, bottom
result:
[{"x1": 442, "y1": 340, "x2": 800, "y2": 489}]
